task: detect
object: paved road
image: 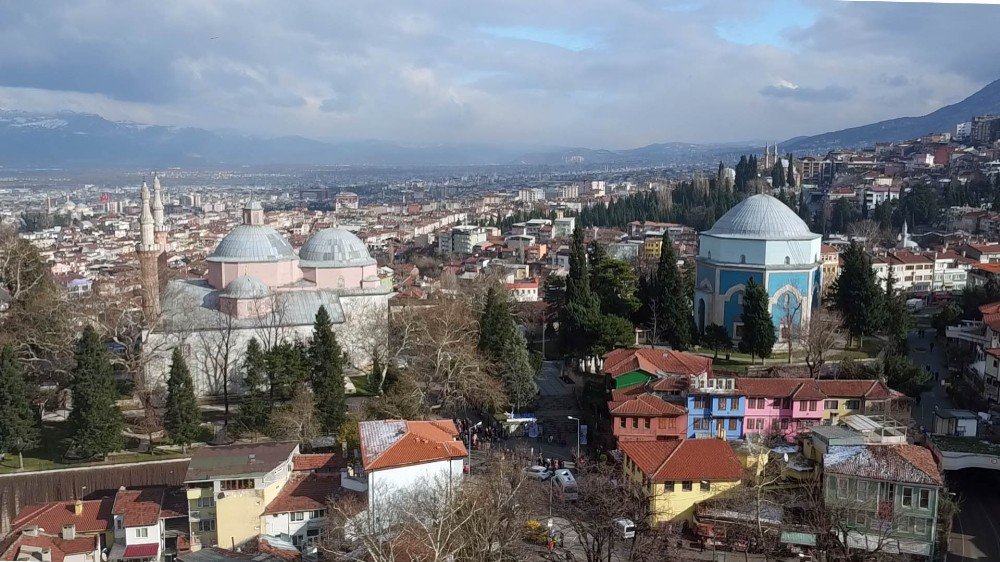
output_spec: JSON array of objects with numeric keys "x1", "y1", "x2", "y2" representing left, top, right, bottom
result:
[{"x1": 909, "y1": 329, "x2": 951, "y2": 431}]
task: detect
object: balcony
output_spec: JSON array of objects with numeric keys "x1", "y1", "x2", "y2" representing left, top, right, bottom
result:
[{"x1": 946, "y1": 321, "x2": 992, "y2": 347}]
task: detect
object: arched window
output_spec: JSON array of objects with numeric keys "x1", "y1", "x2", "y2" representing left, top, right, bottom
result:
[
  {"x1": 784, "y1": 256, "x2": 791, "y2": 265},
  {"x1": 740, "y1": 255, "x2": 746, "y2": 264},
  {"x1": 337, "y1": 276, "x2": 346, "y2": 288}
]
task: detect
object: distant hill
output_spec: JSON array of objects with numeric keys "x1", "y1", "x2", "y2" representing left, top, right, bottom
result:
[
  {"x1": 783, "y1": 79, "x2": 1000, "y2": 153},
  {"x1": 516, "y1": 142, "x2": 755, "y2": 166},
  {"x1": 0, "y1": 110, "x2": 531, "y2": 168}
]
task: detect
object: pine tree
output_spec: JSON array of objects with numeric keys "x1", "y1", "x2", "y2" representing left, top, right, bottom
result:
[
  {"x1": 310, "y1": 307, "x2": 346, "y2": 434},
  {"x1": 831, "y1": 242, "x2": 885, "y2": 348},
  {"x1": 738, "y1": 278, "x2": 776, "y2": 363},
  {"x1": 237, "y1": 338, "x2": 270, "y2": 435},
  {"x1": 68, "y1": 325, "x2": 124, "y2": 459},
  {"x1": 786, "y1": 153, "x2": 796, "y2": 188},
  {"x1": 0, "y1": 346, "x2": 39, "y2": 469},
  {"x1": 654, "y1": 230, "x2": 691, "y2": 349},
  {"x1": 164, "y1": 347, "x2": 200, "y2": 452},
  {"x1": 479, "y1": 285, "x2": 537, "y2": 411},
  {"x1": 883, "y1": 270, "x2": 912, "y2": 355},
  {"x1": 589, "y1": 242, "x2": 640, "y2": 320}
]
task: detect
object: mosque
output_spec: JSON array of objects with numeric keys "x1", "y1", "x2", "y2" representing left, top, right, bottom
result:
[
  {"x1": 693, "y1": 194, "x2": 822, "y2": 342},
  {"x1": 138, "y1": 178, "x2": 391, "y2": 397}
]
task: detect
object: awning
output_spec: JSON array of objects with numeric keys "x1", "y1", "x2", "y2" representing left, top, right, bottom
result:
[
  {"x1": 780, "y1": 531, "x2": 817, "y2": 547},
  {"x1": 122, "y1": 544, "x2": 160, "y2": 558}
]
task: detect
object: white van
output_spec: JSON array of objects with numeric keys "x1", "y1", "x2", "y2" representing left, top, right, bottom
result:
[
  {"x1": 613, "y1": 518, "x2": 636, "y2": 539},
  {"x1": 553, "y1": 469, "x2": 579, "y2": 501}
]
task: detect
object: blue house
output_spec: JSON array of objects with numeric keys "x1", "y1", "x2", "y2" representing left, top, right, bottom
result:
[{"x1": 685, "y1": 372, "x2": 746, "y2": 440}]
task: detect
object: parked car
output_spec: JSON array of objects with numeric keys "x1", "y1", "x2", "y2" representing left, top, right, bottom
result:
[
  {"x1": 524, "y1": 465, "x2": 553, "y2": 481},
  {"x1": 613, "y1": 518, "x2": 636, "y2": 539}
]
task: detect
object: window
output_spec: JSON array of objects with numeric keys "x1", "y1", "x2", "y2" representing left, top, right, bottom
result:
[
  {"x1": 663, "y1": 481, "x2": 674, "y2": 493},
  {"x1": 682, "y1": 481, "x2": 693, "y2": 492},
  {"x1": 728, "y1": 419, "x2": 737, "y2": 431},
  {"x1": 901, "y1": 487, "x2": 913, "y2": 507},
  {"x1": 693, "y1": 418, "x2": 710, "y2": 430},
  {"x1": 718, "y1": 398, "x2": 727, "y2": 411},
  {"x1": 740, "y1": 255, "x2": 746, "y2": 264},
  {"x1": 913, "y1": 517, "x2": 928, "y2": 534},
  {"x1": 837, "y1": 478, "x2": 849, "y2": 499},
  {"x1": 780, "y1": 418, "x2": 789, "y2": 429},
  {"x1": 116, "y1": 518, "x2": 123, "y2": 530},
  {"x1": 809, "y1": 400, "x2": 817, "y2": 412},
  {"x1": 918, "y1": 489, "x2": 930, "y2": 509},
  {"x1": 825, "y1": 400, "x2": 838, "y2": 410},
  {"x1": 631, "y1": 418, "x2": 638, "y2": 429},
  {"x1": 197, "y1": 496, "x2": 215, "y2": 508},
  {"x1": 700, "y1": 481, "x2": 711, "y2": 491},
  {"x1": 856, "y1": 482, "x2": 867, "y2": 502},
  {"x1": 292, "y1": 512, "x2": 306, "y2": 522},
  {"x1": 784, "y1": 256, "x2": 791, "y2": 265},
  {"x1": 311, "y1": 510, "x2": 326, "y2": 518},
  {"x1": 643, "y1": 418, "x2": 650, "y2": 430},
  {"x1": 136, "y1": 528, "x2": 148, "y2": 538},
  {"x1": 856, "y1": 513, "x2": 867, "y2": 528},
  {"x1": 846, "y1": 400, "x2": 861, "y2": 410},
  {"x1": 221, "y1": 479, "x2": 254, "y2": 491},
  {"x1": 198, "y1": 519, "x2": 216, "y2": 532},
  {"x1": 619, "y1": 417, "x2": 625, "y2": 428},
  {"x1": 694, "y1": 397, "x2": 706, "y2": 409}
]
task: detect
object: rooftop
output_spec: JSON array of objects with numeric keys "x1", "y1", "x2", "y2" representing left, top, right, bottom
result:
[
  {"x1": 703, "y1": 194, "x2": 819, "y2": 241},
  {"x1": 619, "y1": 438, "x2": 744, "y2": 482},
  {"x1": 603, "y1": 347, "x2": 712, "y2": 379},
  {"x1": 263, "y1": 473, "x2": 340, "y2": 515},
  {"x1": 185, "y1": 442, "x2": 297, "y2": 482},
  {"x1": 359, "y1": 419, "x2": 467, "y2": 471},
  {"x1": 823, "y1": 444, "x2": 942, "y2": 486},
  {"x1": 12, "y1": 499, "x2": 113, "y2": 535}
]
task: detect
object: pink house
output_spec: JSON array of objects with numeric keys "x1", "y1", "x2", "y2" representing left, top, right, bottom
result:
[{"x1": 738, "y1": 378, "x2": 825, "y2": 440}]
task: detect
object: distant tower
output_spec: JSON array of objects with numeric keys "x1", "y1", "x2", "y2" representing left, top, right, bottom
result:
[
  {"x1": 152, "y1": 173, "x2": 168, "y2": 252},
  {"x1": 137, "y1": 181, "x2": 161, "y2": 319}
]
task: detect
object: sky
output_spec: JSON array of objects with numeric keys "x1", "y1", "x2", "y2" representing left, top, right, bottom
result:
[{"x1": 0, "y1": 0, "x2": 998, "y2": 149}]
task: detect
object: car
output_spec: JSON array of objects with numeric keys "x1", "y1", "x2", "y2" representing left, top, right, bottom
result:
[
  {"x1": 524, "y1": 465, "x2": 553, "y2": 481},
  {"x1": 613, "y1": 518, "x2": 636, "y2": 539}
]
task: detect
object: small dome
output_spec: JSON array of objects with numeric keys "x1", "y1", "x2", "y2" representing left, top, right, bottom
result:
[
  {"x1": 705, "y1": 194, "x2": 817, "y2": 240},
  {"x1": 221, "y1": 275, "x2": 271, "y2": 299},
  {"x1": 299, "y1": 227, "x2": 375, "y2": 268},
  {"x1": 208, "y1": 225, "x2": 296, "y2": 263}
]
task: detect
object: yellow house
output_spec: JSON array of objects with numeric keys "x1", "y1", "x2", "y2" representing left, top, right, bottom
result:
[
  {"x1": 184, "y1": 442, "x2": 300, "y2": 550},
  {"x1": 815, "y1": 380, "x2": 893, "y2": 424},
  {"x1": 643, "y1": 236, "x2": 663, "y2": 260},
  {"x1": 619, "y1": 438, "x2": 745, "y2": 525}
]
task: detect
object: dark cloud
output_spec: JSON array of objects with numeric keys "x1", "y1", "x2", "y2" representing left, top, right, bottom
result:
[
  {"x1": 0, "y1": 0, "x2": 995, "y2": 146},
  {"x1": 760, "y1": 83, "x2": 853, "y2": 103}
]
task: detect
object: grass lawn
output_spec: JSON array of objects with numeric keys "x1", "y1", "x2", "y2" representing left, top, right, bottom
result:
[{"x1": 0, "y1": 421, "x2": 185, "y2": 475}]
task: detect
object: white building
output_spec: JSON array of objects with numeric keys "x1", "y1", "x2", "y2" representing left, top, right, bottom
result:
[
  {"x1": 110, "y1": 488, "x2": 189, "y2": 562},
  {"x1": 956, "y1": 121, "x2": 973, "y2": 140},
  {"x1": 590, "y1": 181, "x2": 606, "y2": 196},
  {"x1": 359, "y1": 420, "x2": 467, "y2": 525},
  {"x1": 553, "y1": 217, "x2": 575, "y2": 238},
  {"x1": 505, "y1": 278, "x2": 540, "y2": 302},
  {"x1": 438, "y1": 225, "x2": 487, "y2": 255},
  {"x1": 863, "y1": 186, "x2": 901, "y2": 212}
]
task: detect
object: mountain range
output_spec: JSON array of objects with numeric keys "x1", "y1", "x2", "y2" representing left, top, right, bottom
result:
[{"x1": 2, "y1": 77, "x2": 999, "y2": 169}]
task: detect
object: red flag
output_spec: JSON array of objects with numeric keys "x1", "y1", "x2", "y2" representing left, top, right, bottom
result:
[{"x1": 100, "y1": 193, "x2": 110, "y2": 203}]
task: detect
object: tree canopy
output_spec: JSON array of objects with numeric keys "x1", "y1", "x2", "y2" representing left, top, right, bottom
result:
[
  {"x1": 310, "y1": 307, "x2": 346, "y2": 434},
  {"x1": 164, "y1": 347, "x2": 200, "y2": 450},
  {"x1": 0, "y1": 346, "x2": 39, "y2": 465},
  {"x1": 68, "y1": 325, "x2": 124, "y2": 459},
  {"x1": 831, "y1": 242, "x2": 885, "y2": 347},
  {"x1": 738, "y1": 278, "x2": 776, "y2": 362}
]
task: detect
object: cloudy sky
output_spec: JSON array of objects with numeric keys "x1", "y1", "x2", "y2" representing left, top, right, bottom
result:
[{"x1": 0, "y1": 0, "x2": 998, "y2": 148}]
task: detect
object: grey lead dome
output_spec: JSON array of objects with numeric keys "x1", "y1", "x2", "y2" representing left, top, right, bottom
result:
[
  {"x1": 298, "y1": 227, "x2": 376, "y2": 268},
  {"x1": 704, "y1": 194, "x2": 817, "y2": 240},
  {"x1": 221, "y1": 275, "x2": 272, "y2": 299},
  {"x1": 207, "y1": 225, "x2": 297, "y2": 263}
]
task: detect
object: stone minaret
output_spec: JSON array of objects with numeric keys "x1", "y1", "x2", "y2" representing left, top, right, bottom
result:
[
  {"x1": 137, "y1": 181, "x2": 161, "y2": 319},
  {"x1": 152, "y1": 173, "x2": 168, "y2": 252}
]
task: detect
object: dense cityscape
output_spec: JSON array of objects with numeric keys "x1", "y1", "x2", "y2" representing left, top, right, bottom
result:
[{"x1": 6, "y1": 2, "x2": 1000, "y2": 562}]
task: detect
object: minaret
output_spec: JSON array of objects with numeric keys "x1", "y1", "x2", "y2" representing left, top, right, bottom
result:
[
  {"x1": 137, "y1": 181, "x2": 161, "y2": 319},
  {"x1": 152, "y1": 173, "x2": 168, "y2": 252}
]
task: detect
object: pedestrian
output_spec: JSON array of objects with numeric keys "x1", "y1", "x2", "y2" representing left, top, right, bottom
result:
[{"x1": 930, "y1": 342, "x2": 935, "y2": 351}]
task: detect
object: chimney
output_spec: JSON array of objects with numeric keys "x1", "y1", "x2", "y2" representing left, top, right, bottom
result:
[
  {"x1": 23, "y1": 526, "x2": 40, "y2": 537},
  {"x1": 62, "y1": 524, "x2": 76, "y2": 540},
  {"x1": 73, "y1": 500, "x2": 84, "y2": 516},
  {"x1": 41, "y1": 549, "x2": 52, "y2": 562}
]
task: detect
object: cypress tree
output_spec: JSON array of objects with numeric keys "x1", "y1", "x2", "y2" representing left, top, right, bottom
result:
[
  {"x1": 237, "y1": 338, "x2": 270, "y2": 434},
  {"x1": 786, "y1": 153, "x2": 796, "y2": 188},
  {"x1": 68, "y1": 325, "x2": 124, "y2": 459},
  {"x1": 738, "y1": 278, "x2": 776, "y2": 363},
  {"x1": 0, "y1": 346, "x2": 40, "y2": 469},
  {"x1": 654, "y1": 230, "x2": 691, "y2": 350},
  {"x1": 831, "y1": 242, "x2": 885, "y2": 348},
  {"x1": 164, "y1": 347, "x2": 200, "y2": 452},
  {"x1": 310, "y1": 307, "x2": 346, "y2": 434},
  {"x1": 479, "y1": 285, "x2": 537, "y2": 411}
]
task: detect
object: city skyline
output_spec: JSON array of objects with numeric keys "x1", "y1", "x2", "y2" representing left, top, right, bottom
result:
[{"x1": 0, "y1": 1, "x2": 999, "y2": 148}]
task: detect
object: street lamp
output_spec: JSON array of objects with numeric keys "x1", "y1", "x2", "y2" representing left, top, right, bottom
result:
[{"x1": 567, "y1": 416, "x2": 580, "y2": 462}]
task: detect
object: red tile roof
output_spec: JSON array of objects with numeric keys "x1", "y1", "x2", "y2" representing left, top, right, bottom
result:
[
  {"x1": 816, "y1": 380, "x2": 891, "y2": 400},
  {"x1": 263, "y1": 473, "x2": 339, "y2": 515},
  {"x1": 603, "y1": 348, "x2": 712, "y2": 379},
  {"x1": 737, "y1": 378, "x2": 891, "y2": 401},
  {"x1": 2, "y1": 534, "x2": 99, "y2": 562},
  {"x1": 123, "y1": 544, "x2": 160, "y2": 558},
  {"x1": 608, "y1": 393, "x2": 686, "y2": 417},
  {"x1": 292, "y1": 453, "x2": 345, "y2": 472},
  {"x1": 620, "y1": 439, "x2": 744, "y2": 482},
  {"x1": 979, "y1": 301, "x2": 1000, "y2": 316},
  {"x1": 13, "y1": 499, "x2": 113, "y2": 534},
  {"x1": 736, "y1": 378, "x2": 811, "y2": 398},
  {"x1": 113, "y1": 488, "x2": 164, "y2": 527},
  {"x1": 359, "y1": 420, "x2": 467, "y2": 471}
]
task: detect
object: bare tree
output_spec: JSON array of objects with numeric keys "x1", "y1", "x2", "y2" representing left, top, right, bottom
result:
[
  {"x1": 848, "y1": 220, "x2": 885, "y2": 251},
  {"x1": 777, "y1": 297, "x2": 804, "y2": 364},
  {"x1": 251, "y1": 292, "x2": 290, "y2": 351},
  {"x1": 800, "y1": 308, "x2": 843, "y2": 378},
  {"x1": 195, "y1": 307, "x2": 241, "y2": 426},
  {"x1": 267, "y1": 382, "x2": 321, "y2": 443}
]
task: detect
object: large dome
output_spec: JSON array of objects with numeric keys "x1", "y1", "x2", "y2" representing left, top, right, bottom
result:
[
  {"x1": 704, "y1": 194, "x2": 817, "y2": 240},
  {"x1": 298, "y1": 227, "x2": 375, "y2": 268},
  {"x1": 207, "y1": 225, "x2": 296, "y2": 263}
]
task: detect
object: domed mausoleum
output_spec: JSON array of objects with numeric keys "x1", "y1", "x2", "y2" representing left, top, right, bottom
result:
[{"x1": 694, "y1": 194, "x2": 821, "y2": 342}]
